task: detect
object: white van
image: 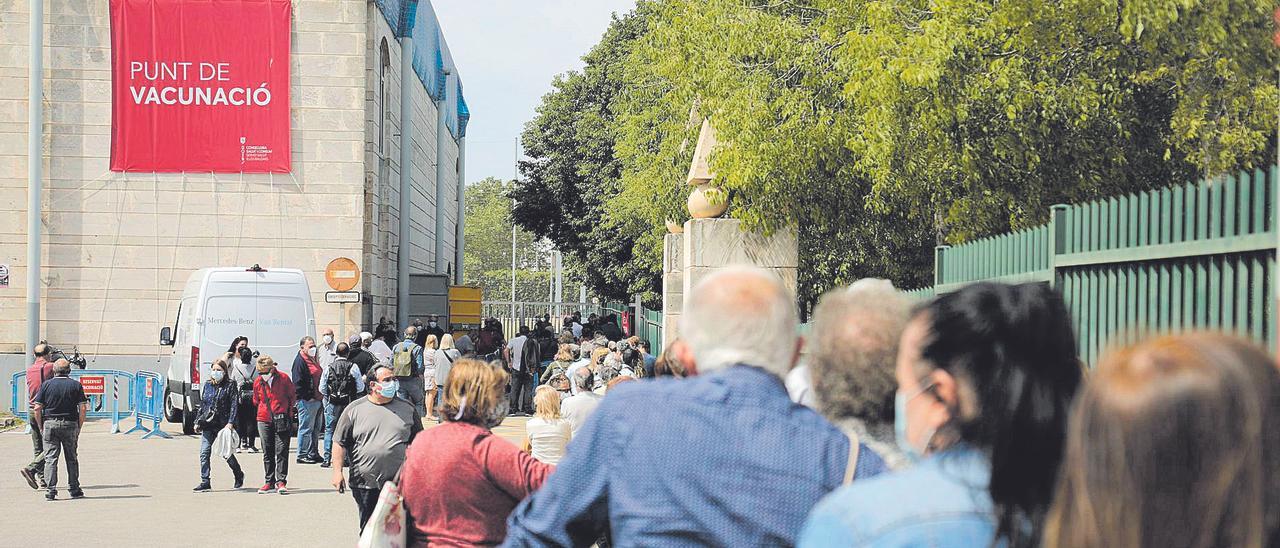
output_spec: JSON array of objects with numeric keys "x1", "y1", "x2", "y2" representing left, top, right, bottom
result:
[{"x1": 159, "y1": 266, "x2": 316, "y2": 434}]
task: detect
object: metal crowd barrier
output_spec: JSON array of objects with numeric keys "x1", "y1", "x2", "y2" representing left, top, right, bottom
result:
[
  {"x1": 123, "y1": 371, "x2": 171, "y2": 439},
  {"x1": 9, "y1": 369, "x2": 172, "y2": 439}
]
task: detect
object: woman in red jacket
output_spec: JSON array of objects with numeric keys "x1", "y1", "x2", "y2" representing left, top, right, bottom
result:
[
  {"x1": 399, "y1": 359, "x2": 554, "y2": 546},
  {"x1": 252, "y1": 355, "x2": 295, "y2": 495}
]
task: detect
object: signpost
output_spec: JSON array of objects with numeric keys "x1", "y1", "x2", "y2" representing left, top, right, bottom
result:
[{"x1": 325, "y1": 258, "x2": 361, "y2": 338}]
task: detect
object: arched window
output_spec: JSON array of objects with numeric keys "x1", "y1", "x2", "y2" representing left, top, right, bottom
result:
[{"x1": 378, "y1": 39, "x2": 390, "y2": 156}]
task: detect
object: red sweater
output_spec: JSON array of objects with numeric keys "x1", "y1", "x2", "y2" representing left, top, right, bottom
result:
[
  {"x1": 400, "y1": 421, "x2": 554, "y2": 547},
  {"x1": 252, "y1": 372, "x2": 296, "y2": 422}
]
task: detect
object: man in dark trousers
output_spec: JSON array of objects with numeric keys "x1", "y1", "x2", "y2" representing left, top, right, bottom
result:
[{"x1": 30, "y1": 359, "x2": 87, "y2": 501}]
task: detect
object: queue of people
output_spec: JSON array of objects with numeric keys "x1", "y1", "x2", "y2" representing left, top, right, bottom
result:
[{"x1": 14, "y1": 268, "x2": 1280, "y2": 548}]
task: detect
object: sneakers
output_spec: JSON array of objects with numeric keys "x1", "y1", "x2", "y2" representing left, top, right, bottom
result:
[
  {"x1": 320, "y1": 461, "x2": 331, "y2": 469},
  {"x1": 233, "y1": 471, "x2": 245, "y2": 489},
  {"x1": 19, "y1": 468, "x2": 38, "y2": 490},
  {"x1": 257, "y1": 483, "x2": 276, "y2": 494},
  {"x1": 234, "y1": 447, "x2": 245, "y2": 454},
  {"x1": 277, "y1": 482, "x2": 289, "y2": 495},
  {"x1": 193, "y1": 482, "x2": 211, "y2": 492},
  {"x1": 45, "y1": 492, "x2": 56, "y2": 501},
  {"x1": 69, "y1": 490, "x2": 84, "y2": 499}
]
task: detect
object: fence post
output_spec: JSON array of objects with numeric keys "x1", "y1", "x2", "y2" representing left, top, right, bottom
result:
[
  {"x1": 110, "y1": 374, "x2": 120, "y2": 434},
  {"x1": 1050, "y1": 204, "x2": 1070, "y2": 289},
  {"x1": 934, "y1": 245, "x2": 950, "y2": 289}
]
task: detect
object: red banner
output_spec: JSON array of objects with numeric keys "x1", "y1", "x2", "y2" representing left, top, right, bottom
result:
[{"x1": 110, "y1": 0, "x2": 292, "y2": 173}]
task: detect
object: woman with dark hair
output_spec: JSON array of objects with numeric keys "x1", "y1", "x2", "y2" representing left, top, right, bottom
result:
[
  {"x1": 399, "y1": 359, "x2": 553, "y2": 545},
  {"x1": 227, "y1": 337, "x2": 259, "y2": 453},
  {"x1": 800, "y1": 282, "x2": 1083, "y2": 548},
  {"x1": 1044, "y1": 334, "x2": 1280, "y2": 548}
]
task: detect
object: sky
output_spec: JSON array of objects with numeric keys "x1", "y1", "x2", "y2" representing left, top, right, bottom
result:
[{"x1": 433, "y1": 0, "x2": 638, "y2": 185}]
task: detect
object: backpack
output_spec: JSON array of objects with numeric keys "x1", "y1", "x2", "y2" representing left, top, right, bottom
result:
[
  {"x1": 537, "y1": 334, "x2": 557, "y2": 361},
  {"x1": 325, "y1": 361, "x2": 358, "y2": 406},
  {"x1": 392, "y1": 342, "x2": 417, "y2": 377}
]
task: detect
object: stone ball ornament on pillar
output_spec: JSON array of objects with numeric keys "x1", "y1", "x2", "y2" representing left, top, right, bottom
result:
[{"x1": 686, "y1": 117, "x2": 728, "y2": 219}]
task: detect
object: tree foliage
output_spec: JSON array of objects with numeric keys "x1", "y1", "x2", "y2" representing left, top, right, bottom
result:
[
  {"x1": 515, "y1": 0, "x2": 1278, "y2": 311},
  {"x1": 464, "y1": 177, "x2": 582, "y2": 303}
]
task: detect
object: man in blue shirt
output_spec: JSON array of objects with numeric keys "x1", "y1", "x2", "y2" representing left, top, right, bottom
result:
[
  {"x1": 31, "y1": 359, "x2": 88, "y2": 501},
  {"x1": 503, "y1": 267, "x2": 888, "y2": 547}
]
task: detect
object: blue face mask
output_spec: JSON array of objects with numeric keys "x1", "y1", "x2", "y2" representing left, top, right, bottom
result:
[
  {"x1": 895, "y1": 383, "x2": 936, "y2": 463},
  {"x1": 211, "y1": 369, "x2": 225, "y2": 382},
  {"x1": 377, "y1": 380, "x2": 399, "y2": 399}
]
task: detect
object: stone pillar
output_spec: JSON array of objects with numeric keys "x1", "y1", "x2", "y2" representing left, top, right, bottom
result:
[
  {"x1": 681, "y1": 218, "x2": 798, "y2": 301},
  {"x1": 661, "y1": 233, "x2": 684, "y2": 351},
  {"x1": 661, "y1": 218, "x2": 798, "y2": 347}
]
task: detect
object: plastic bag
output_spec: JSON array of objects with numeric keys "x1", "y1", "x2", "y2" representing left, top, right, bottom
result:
[
  {"x1": 213, "y1": 427, "x2": 240, "y2": 460},
  {"x1": 358, "y1": 481, "x2": 406, "y2": 548}
]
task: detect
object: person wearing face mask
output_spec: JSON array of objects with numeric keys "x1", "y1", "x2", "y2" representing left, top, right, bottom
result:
[
  {"x1": 228, "y1": 343, "x2": 260, "y2": 453},
  {"x1": 193, "y1": 358, "x2": 245, "y2": 492},
  {"x1": 424, "y1": 314, "x2": 446, "y2": 342},
  {"x1": 400, "y1": 359, "x2": 553, "y2": 545},
  {"x1": 317, "y1": 328, "x2": 339, "y2": 371},
  {"x1": 331, "y1": 365, "x2": 423, "y2": 534},
  {"x1": 799, "y1": 282, "x2": 1084, "y2": 548},
  {"x1": 292, "y1": 336, "x2": 324, "y2": 465},
  {"x1": 252, "y1": 355, "x2": 296, "y2": 495}
]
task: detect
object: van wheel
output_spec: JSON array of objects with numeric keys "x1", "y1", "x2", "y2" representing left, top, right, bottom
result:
[
  {"x1": 163, "y1": 388, "x2": 182, "y2": 423},
  {"x1": 181, "y1": 408, "x2": 196, "y2": 436}
]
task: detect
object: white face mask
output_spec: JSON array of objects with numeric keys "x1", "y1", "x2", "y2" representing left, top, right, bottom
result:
[
  {"x1": 322, "y1": 335, "x2": 333, "y2": 345},
  {"x1": 307, "y1": 346, "x2": 318, "y2": 358}
]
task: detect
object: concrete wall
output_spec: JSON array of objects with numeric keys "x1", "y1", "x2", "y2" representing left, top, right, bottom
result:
[
  {"x1": 359, "y1": 6, "x2": 459, "y2": 329},
  {"x1": 0, "y1": 0, "x2": 461, "y2": 362}
]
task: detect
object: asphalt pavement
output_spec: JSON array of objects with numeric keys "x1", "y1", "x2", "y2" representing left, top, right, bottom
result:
[{"x1": 0, "y1": 415, "x2": 529, "y2": 547}]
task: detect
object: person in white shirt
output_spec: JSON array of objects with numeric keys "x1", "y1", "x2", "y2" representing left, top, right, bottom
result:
[
  {"x1": 505, "y1": 327, "x2": 534, "y2": 415},
  {"x1": 317, "y1": 328, "x2": 339, "y2": 371},
  {"x1": 559, "y1": 367, "x2": 604, "y2": 437},
  {"x1": 364, "y1": 331, "x2": 393, "y2": 365},
  {"x1": 523, "y1": 386, "x2": 572, "y2": 464}
]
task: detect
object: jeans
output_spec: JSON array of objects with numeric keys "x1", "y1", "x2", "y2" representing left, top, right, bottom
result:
[
  {"x1": 509, "y1": 368, "x2": 535, "y2": 413},
  {"x1": 257, "y1": 421, "x2": 290, "y2": 484},
  {"x1": 296, "y1": 399, "x2": 323, "y2": 460},
  {"x1": 397, "y1": 376, "x2": 425, "y2": 417},
  {"x1": 353, "y1": 486, "x2": 381, "y2": 533},
  {"x1": 199, "y1": 427, "x2": 243, "y2": 483},
  {"x1": 323, "y1": 401, "x2": 347, "y2": 463},
  {"x1": 42, "y1": 419, "x2": 80, "y2": 495}
]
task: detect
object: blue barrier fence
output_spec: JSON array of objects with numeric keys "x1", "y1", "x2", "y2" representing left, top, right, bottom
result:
[
  {"x1": 123, "y1": 371, "x2": 171, "y2": 439},
  {"x1": 9, "y1": 369, "x2": 169, "y2": 439}
]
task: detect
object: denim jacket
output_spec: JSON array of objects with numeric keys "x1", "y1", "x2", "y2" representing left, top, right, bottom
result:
[{"x1": 798, "y1": 445, "x2": 1000, "y2": 548}]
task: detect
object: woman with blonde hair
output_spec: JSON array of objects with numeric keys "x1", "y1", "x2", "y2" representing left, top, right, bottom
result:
[
  {"x1": 432, "y1": 334, "x2": 461, "y2": 418},
  {"x1": 1044, "y1": 334, "x2": 1280, "y2": 548},
  {"x1": 422, "y1": 334, "x2": 439, "y2": 420},
  {"x1": 523, "y1": 385, "x2": 572, "y2": 464},
  {"x1": 400, "y1": 359, "x2": 554, "y2": 545},
  {"x1": 539, "y1": 344, "x2": 576, "y2": 385}
]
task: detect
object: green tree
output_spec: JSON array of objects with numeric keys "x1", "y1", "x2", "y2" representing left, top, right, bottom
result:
[
  {"x1": 512, "y1": 6, "x2": 662, "y2": 304},
  {"x1": 464, "y1": 177, "x2": 584, "y2": 303}
]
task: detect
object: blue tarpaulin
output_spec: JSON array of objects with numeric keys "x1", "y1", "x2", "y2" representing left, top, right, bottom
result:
[{"x1": 373, "y1": 0, "x2": 468, "y2": 138}]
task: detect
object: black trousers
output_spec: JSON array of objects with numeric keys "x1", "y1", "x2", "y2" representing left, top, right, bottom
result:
[
  {"x1": 257, "y1": 421, "x2": 290, "y2": 484},
  {"x1": 353, "y1": 486, "x2": 380, "y2": 533}
]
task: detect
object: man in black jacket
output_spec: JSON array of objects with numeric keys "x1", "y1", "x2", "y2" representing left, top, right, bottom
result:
[
  {"x1": 347, "y1": 334, "x2": 379, "y2": 381},
  {"x1": 292, "y1": 336, "x2": 323, "y2": 464}
]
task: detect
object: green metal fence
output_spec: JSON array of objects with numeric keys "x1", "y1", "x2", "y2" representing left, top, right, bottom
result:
[
  {"x1": 601, "y1": 302, "x2": 664, "y2": 348},
  {"x1": 914, "y1": 166, "x2": 1278, "y2": 364}
]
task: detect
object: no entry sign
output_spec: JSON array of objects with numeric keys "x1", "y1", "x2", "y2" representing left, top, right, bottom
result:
[
  {"x1": 109, "y1": 0, "x2": 292, "y2": 172},
  {"x1": 80, "y1": 375, "x2": 106, "y2": 396}
]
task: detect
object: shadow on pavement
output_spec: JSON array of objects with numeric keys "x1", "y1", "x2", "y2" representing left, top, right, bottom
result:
[
  {"x1": 72, "y1": 494, "x2": 151, "y2": 500},
  {"x1": 77, "y1": 484, "x2": 140, "y2": 490}
]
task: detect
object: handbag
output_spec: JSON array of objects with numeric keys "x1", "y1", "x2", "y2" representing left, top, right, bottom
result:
[{"x1": 358, "y1": 476, "x2": 407, "y2": 548}]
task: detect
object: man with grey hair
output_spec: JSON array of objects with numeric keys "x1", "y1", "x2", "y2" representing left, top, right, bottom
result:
[
  {"x1": 805, "y1": 278, "x2": 912, "y2": 470},
  {"x1": 29, "y1": 359, "x2": 86, "y2": 500},
  {"x1": 504, "y1": 266, "x2": 890, "y2": 546},
  {"x1": 558, "y1": 367, "x2": 602, "y2": 437}
]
